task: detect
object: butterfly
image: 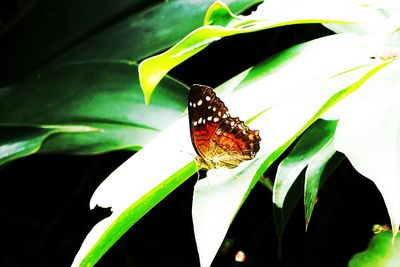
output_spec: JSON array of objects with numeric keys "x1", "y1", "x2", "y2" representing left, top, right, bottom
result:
[{"x1": 188, "y1": 84, "x2": 261, "y2": 170}]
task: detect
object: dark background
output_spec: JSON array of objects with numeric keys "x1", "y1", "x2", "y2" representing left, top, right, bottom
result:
[{"x1": 0, "y1": 1, "x2": 390, "y2": 267}]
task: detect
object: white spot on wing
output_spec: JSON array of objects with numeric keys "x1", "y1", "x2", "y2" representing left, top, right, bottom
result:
[
  {"x1": 205, "y1": 96, "x2": 211, "y2": 101},
  {"x1": 189, "y1": 102, "x2": 193, "y2": 107},
  {"x1": 197, "y1": 99, "x2": 203, "y2": 106},
  {"x1": 213, "y1": 117, "x2": 219, "y2": 122},
  {"x1": 193, "y1": 121, "x2": 197, "y2": 126},
  {"x1": 222, "y1": 113, "x2": 228, "y2": 119},
  {"x1": 198, "y1": 118, "x2": 202, "y2": 124},
  {"x1": 207, "y1": 116, "x2": 212, "y2": 121},
  {"x1": 213, "y1": 107, "x2": 217, "y2": 112}
]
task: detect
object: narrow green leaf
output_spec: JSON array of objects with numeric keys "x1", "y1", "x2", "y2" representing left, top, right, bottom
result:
[
  {"x1": 349, "y1": 229, "x2": 400, "y2": 267},
  {"x1": 274, "y1": 120, "x2": 338, "y2": 206},
  {"x1": 304, "y1": 142, "x2": 344, "y2": 228},
  {"x1": 273, "y1": 119, "x2": 338, "y2": 241}
]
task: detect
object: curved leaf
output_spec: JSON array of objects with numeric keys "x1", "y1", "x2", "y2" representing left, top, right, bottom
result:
[
  {"x1": 304, "y1": 141, "x2": 344, "y2": 228},
  {"x1": 0, "y1": 61, "x2": 187, "y2": 156},
  {"x1": 139, "y1": 0, "x2": 381, "y2": 103},
  {"x1": 273, "y1": 120, "x2": 337, "y2": 241}
]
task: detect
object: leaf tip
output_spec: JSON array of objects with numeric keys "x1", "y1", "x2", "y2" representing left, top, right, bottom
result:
[
  {"x1": 204, "y1": 1, "x2": 237, "y2": 27},
  {"x1": 138, "y1": 58, "x2": 163, "y2": 105}
]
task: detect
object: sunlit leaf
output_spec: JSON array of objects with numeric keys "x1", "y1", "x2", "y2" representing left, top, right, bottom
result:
[
  {"x1": 72, "y1": 118, "x2": 197, "y2": 267},
  {"x1": 335, "y1": 59, "x2": 400, "y2": 237}
]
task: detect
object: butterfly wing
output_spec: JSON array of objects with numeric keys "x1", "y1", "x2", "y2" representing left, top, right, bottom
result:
[
  {"x1": 210, "y1": 116, "x2": 261, "y2": 168},
  {"x1": 188, "y1": 84, "x2": 261, "y2": 169},
  {"x1": 188, "y1": 84, "x2": 228, "y2": 159}
]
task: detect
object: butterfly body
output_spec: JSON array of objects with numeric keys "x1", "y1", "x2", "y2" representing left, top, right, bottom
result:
[{"x1": 188, "y1": 84, "x2": 261, "y2": 170}]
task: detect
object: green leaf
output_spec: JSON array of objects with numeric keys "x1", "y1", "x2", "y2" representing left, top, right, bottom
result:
[
  {"x1": 304, "y1": 144, "x2": 344, "y2": 228},
  {"x1": 349, "y1": 228, "x2": 400, "y2": 267},
  {"x1": 0, "y1": 61, "x2": 187, "y2": 157},
  {"x1": 273, "y1": 119, "x2": 338, "y2": 242},
  {"x1": 0, "y1": 125, "x2": 97, "y2": 165},
  {"x1": 139, "y1": 0, "x2": 381, "y2": 103}
]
